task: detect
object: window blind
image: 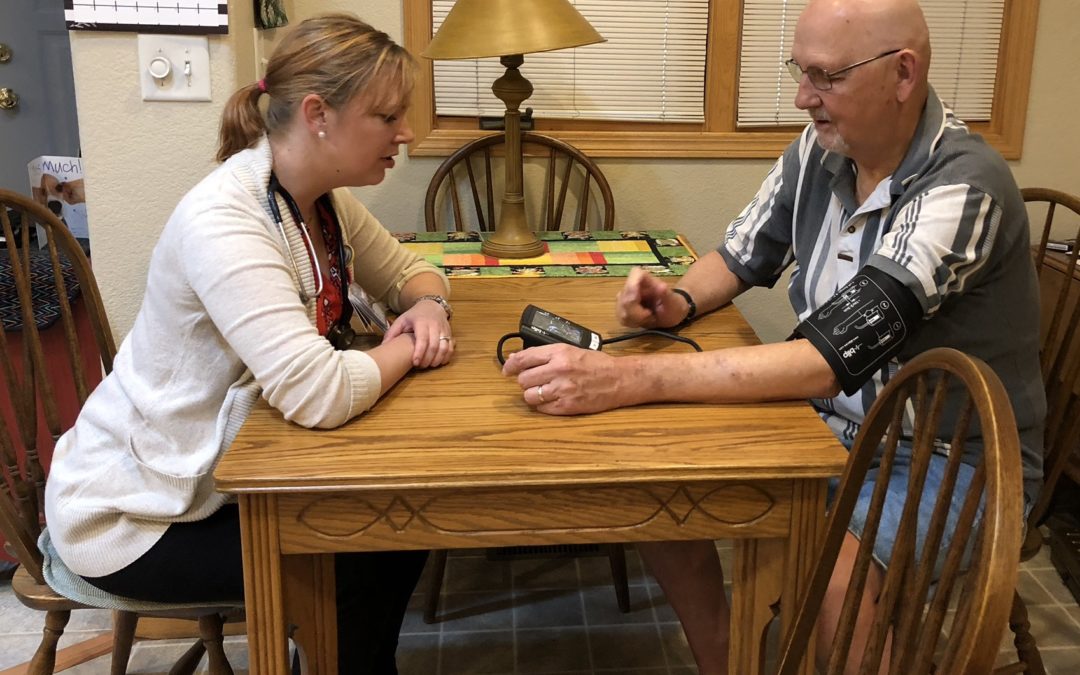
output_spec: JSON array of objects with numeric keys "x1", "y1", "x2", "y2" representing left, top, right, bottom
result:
[
  {"x1": 737, "y1": 0, "x2": 1005, "y2": 127},
  {"x1": 431, "y1": 0, "x2": 710, "y2": 122}
]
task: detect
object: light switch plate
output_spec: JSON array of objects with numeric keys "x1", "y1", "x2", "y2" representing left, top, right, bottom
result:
[{"x1": 137, "y1": 34, "x2": 211, "y2": 102}]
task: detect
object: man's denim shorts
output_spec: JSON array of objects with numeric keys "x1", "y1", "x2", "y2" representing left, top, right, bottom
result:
[{"x1": 829, "y1": 441, "x2": 985, "y2": 580}]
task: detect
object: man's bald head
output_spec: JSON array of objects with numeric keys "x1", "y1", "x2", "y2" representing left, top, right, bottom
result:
[
  {"x1": 800, "y1": 0, "x2": 931, "y2": 77},
  {"x1": 791, "y1": 0, "x2": 933, "y2": 171}
]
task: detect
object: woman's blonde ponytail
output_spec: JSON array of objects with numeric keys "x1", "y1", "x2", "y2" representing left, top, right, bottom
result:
[{"x1": 215, "y1": 83, "x2": 267, "y2": 163}]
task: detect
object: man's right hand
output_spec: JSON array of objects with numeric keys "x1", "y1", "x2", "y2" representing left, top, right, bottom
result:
[{"x1": 616, "y1": 267, "x2": 690, "y2": 329}]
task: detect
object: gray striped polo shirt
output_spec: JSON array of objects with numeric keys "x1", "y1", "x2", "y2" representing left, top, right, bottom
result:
[{"x1": 719, "y1": 87, "x2": 1044, "y2": 500}]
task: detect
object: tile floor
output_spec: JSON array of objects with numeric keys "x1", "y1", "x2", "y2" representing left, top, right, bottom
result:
[{"x1": 1, "y1": 539, "x2": 1078, "y2": 674}]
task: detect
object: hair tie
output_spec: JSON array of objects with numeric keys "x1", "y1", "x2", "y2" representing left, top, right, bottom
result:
[{"x1": 257, "y1": 79, "x2": 267, "y2": 93}]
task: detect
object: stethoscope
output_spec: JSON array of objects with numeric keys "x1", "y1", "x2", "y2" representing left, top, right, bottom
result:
[
  {"x1": 266, "y1": 172, "x2": 355, "y2": 349},
  {"x1": 264, "y1": 170, "x2": 343, "y2": 302}
]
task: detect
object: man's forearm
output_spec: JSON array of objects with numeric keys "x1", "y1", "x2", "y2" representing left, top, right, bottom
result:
[
  {"x1": 676, "y1": 251, "x2": 750, "y2": 318},
  {"x1": 623, "y1": 339, "x2": 841, "y2": 406}
]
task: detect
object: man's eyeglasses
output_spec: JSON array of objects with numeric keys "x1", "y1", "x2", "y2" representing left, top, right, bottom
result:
[{"x1": 785, "y1": 49, "x2": 902, "y2": 91}]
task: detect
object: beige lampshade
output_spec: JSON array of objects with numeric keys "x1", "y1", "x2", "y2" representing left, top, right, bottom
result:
[{"x1": 422, "y1": 0, "x2": 605, "y2": 60}]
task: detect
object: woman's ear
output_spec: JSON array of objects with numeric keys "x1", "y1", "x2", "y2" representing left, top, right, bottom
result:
[{"x1": 298, "y1": 93, "x2": 329, "y2": 136}]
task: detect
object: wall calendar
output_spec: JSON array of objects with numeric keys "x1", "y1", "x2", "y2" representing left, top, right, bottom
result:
[{"x1": 65, "y1": 1, "x2": 229, "y2": 34}]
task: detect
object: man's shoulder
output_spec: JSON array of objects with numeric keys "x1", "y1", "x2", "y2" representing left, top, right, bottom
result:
[{"x1": 916, "y1": 126, "x2": 1017, "y2": 202}]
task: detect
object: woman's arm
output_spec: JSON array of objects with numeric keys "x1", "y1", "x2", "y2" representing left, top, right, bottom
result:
[
  {"x1": 363, "y1": 332, "x2": 418, "y2": 395},
  {"x1": 330, "y1": 191, "x2": 453, "y2": 368},
  {"x1": 382, "y1": 272, "x2": 454, "y2": 368},
  {"x1": 398, "y1": 272, "x2": 452, "y2": 311}
]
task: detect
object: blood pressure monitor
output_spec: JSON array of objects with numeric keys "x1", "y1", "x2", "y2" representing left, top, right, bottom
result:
[
  {"x1": 520, "y1": 305, "x2": 603, "y2": 351},
  {"x1": 496, "y1": 304, "x2": 702, "y2": 365}
]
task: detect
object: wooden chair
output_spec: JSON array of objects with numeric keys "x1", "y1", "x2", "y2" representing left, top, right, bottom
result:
[
  {"x1": 0, "y1": 189, "x2": 241, "y2": 674},
  {"x1": 424, "y1": 131, "x2": 615, "y2": 232},
  {"x1": 422, "y1": 133, "x2": 626, "y2": 622},
  {"x1": 994, "y1": 187, "x2": 1080, "y2": 675},
  {"x1": 772, "y1": 348, "x2": 1023, "y2": 675}
]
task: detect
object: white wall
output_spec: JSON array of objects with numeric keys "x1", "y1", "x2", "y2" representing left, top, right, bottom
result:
[
  {"x1": 70, "y1": 0, "x2": 1080, "y2": 343},
  {"x1": 68, "y1": 0, "x2": 256, "y2": 335}
]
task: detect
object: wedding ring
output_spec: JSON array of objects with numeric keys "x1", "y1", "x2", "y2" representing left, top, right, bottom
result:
[
  {"x1": 438, "y1": 335, "x2": 452, "y2": 341},
  {"x1": 536, "y1": 385, "x2": 546, "y2": 403}
]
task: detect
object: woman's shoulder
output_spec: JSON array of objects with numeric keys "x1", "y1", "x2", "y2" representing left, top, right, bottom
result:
[
  {"x1": 170, "y1": 151, "x2": 270, "y2": 228},
  {"x1": 201, "y1": 146, "x2": 271, "y2": 206}
]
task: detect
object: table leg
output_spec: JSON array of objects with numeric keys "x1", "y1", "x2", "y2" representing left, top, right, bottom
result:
[
  {"x1": 731, "y1": 537, "x2": 785, "y2": 674},
  {"x1": 282, "y1": 554, "x2": 337, "y2": 675},
  {"x1": 780, "y1": 478, "x2": 830, "y2": 675},
  {"x1": 730, "y1": 478, "x2": 828, "y2": 675},
  {"x1": 238, "y1": 494, "x2": 291, "y2": 674}
]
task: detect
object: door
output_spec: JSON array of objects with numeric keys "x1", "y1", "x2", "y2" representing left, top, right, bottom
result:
[
  {"x1": 0, "y1": 1, "x2": 83, "y2": 569},
  {"x1": 0, "y1": 0, "x2": 80, "y2": 197}
]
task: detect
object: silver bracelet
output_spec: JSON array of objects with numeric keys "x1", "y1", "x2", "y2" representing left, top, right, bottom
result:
[{"x1": 417, "y1": 294, "x2": 453, "y2": 320}]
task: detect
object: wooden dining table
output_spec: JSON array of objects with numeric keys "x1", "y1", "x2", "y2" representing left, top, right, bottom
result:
[{"x1": 214, "y1": 276, "x2": 848, "y2": 675}]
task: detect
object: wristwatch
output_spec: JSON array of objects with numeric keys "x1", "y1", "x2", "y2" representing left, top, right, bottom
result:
[
  {"x1": 670, "y1": 287, "x2": 696, "y2": 328},
  {"x1": 417, "y1": 294, "x2": 453, "y2": 320}
]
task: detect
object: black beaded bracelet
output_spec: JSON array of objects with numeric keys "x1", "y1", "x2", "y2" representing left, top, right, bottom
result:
[{"x1": 671, "y1": 287, "x2": 697, "y2": 327}]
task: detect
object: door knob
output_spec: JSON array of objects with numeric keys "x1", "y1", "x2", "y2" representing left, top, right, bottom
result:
[
  {"x1": 0, "y1": 43, "x2": 11, "y2": 64},
  {"x1": 0, "y1": 87, "x2": 18, "y2": 110}
]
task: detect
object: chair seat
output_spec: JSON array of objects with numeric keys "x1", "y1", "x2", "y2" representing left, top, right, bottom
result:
[
  {"x1": 38, "y1": 528, "x2": 241, "y2": 614},
  {"x1": 12, "y1": 564, "x2": 92, "y2": 613}
]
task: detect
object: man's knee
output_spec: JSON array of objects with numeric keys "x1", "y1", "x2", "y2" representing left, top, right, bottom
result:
[
  {"x1": 638, "y1": 540, "x2": 722, "y2": 581},
  {"x1": 826, "y1": 532, "x2": 886, "y2": 607}
]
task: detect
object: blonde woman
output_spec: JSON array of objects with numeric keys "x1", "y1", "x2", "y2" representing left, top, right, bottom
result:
[{"x1": 45, "y1": 15, "x2": 450, "y2": 672}]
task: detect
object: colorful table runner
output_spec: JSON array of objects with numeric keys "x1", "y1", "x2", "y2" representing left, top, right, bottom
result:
[{"x1": 394, "y1": 229, "x2": 696, "y2": 278}]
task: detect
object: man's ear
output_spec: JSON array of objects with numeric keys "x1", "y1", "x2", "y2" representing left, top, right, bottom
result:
[
  {"x1": 298, "y1": 93, "x2": 329, "y2": 135},
  {"x1": 894, "y1": 50, "x2": 920, "y2": 103}
]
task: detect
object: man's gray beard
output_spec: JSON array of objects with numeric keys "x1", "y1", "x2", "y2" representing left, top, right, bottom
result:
[{"x1": 816, "y1": 132, "x2": 851, "y2": 157}]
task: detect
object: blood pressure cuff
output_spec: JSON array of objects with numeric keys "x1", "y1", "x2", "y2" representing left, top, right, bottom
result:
[{"x1": 793, "y1": 265, "x2": 922, "y2": 395}]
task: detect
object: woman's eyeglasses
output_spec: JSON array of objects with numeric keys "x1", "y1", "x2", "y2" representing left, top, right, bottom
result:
[{"x1": 785, "y1": 49, "x2": 902, "y2": 91}]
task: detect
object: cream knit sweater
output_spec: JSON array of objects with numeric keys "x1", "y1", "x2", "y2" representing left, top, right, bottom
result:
[{"x1": 44, "y1": 137, "x2": 447, "y2": 577}]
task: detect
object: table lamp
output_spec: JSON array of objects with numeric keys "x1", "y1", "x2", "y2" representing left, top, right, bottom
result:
[{"x1": 422, "y1": 0, "x2": 604, "y2": 258}]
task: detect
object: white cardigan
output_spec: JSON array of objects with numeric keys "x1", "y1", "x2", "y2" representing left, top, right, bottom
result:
[{"x1": 44, "y1": 137, "x2": 447, "y2": 577}]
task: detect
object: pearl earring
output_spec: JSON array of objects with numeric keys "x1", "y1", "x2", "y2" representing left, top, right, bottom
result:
[{"x1": 318, "y1": 130, "x2": 327, "y2": 140}]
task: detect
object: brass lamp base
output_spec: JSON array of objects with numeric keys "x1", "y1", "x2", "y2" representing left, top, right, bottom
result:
[
  {"x1": 422, "y1": 0, "x2": 605, "y2": 260},
  {"x1": 481, "y1": 234, "x2": 546, "y2": 259},
  {"x1": 481, "y1": 199, "x2": 545, "y2": 258}
]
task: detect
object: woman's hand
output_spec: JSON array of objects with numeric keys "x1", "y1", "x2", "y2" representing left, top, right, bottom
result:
[{"x1": 382, "y1": 298, "x2": 453, "y2": 368}]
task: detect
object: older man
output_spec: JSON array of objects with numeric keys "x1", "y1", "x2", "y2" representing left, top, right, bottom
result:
[{"x1": 502, "y1": 0, "x2": 1044, "y2": 672}]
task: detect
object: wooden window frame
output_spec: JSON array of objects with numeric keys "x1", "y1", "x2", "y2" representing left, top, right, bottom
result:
[{"x1": 403, "y1": 0, "x2": 1037, "y2": 159}]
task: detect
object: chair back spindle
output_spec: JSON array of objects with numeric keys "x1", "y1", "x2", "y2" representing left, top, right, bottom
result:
[
  {"x1": 773, "y1": 348, "x2": 1023, "y2": 675},
  {"x1": 1020, "y1": 187, "x2": 1080, "y2": 550},
  {"x1": 0, "y1": 189, "x2": 243, "y2": 675},
  {"x1": 938, "y1": 187, "x2": 1080, "y2": 675},
  {"x1": 425, "y1": 132, "x2": 615, "y2": 233},
  {"x1": 0, "y1": 188, "x2": 115, "y2": 585}
]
